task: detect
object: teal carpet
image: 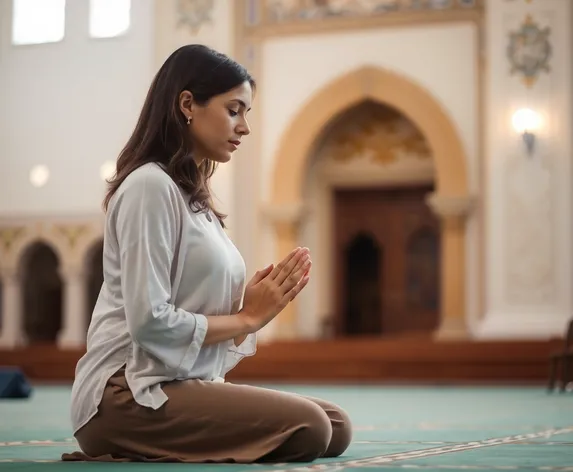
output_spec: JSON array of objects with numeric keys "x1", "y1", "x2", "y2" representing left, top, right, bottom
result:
[{"x1": 1, "y1": 384, "x2": 572, "y2": 471}]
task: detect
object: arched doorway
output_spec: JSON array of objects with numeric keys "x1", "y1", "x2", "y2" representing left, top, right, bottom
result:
[
  {"x1": 20, "y1": 241, "x2": 63, "y2": 343},
  {"x1": 333, "y1": 187, "x2": 441, "y2": 337},
  {"x1": 342, "y1": 232, "x2": 383, "y2": 336},
  {"x1": 304, "y1": 99, "x2": 441, "y2": 337},
  {"x1": 85, "y1": 240, "x2": 104, "y2": 328},
  {"x1": 269, "y1": 66, "x2": 471, "y2": 340}
]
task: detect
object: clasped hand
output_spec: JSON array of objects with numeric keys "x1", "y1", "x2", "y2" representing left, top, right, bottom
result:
[{"x1": 238, "y1": 247, "x2": 311, "y2": 333}]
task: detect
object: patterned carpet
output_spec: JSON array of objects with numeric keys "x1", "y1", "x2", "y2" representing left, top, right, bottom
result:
[{"x1": 1, "y1": 383, "x2": 572, "y2": 471}]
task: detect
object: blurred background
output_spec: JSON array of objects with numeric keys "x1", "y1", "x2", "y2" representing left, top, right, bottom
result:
[{"x1": 0, "y1": 0, "x2": 571, "y2": 389}]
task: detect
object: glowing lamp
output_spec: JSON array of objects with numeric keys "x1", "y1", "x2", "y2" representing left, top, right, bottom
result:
[{"x1": 511, "y1": 108, "x2": 541, "y2": 156}]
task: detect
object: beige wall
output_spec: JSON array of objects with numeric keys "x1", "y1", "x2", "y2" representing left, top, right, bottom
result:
[
  {"x1": 2, "y1": 0, "x2": 571, "y2": 348},
  {"x1": 154, "y1": 0, "x2": 238, "y2": 238},
  {"x1": 0, "y1": 0, "x2": 154, "y2": 216}
]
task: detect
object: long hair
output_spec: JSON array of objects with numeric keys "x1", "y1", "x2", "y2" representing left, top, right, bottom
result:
[{"x1": 103, "y1": 44, "x2": 255, "y2": 227}]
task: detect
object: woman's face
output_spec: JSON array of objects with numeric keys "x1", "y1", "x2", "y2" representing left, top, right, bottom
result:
[{"x1": 179, "y1": 81, "x2": 253, "y2": 164}]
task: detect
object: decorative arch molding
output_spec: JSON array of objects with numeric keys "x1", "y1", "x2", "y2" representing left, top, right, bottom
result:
[
  {"x1": 268, "y1": 66, "x2": 473, "y2": 340},
  {"x1": 272, "y1": 66, "x2": 468, "y2": 204}
]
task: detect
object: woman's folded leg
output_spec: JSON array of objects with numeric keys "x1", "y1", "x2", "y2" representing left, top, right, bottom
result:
[
  {"x1": 299, "y1": 394, "x2": 353, "y2": 458},
  {"x1": 63, "y1": 371, "x2": 334, "y2": 463}
]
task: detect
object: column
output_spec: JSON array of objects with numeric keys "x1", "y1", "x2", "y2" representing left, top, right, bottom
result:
[
  {"x1": 477, "y1": 0, "x2": 572, "y2": 339},
  {"x1": 57, "y1": 266, "x2": 87, "y2": 349},
  {"x1": 0, "y1": 268, "x2": 26, "y2": 348},
  {"x1": 264, "y1": 203, "x2": 306, "y2": 340},
  {"x1": 427, "y1": 193, "x2": 473, "y2": 340}
]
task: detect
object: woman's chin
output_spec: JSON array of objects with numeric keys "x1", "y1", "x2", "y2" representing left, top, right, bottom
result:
[
  {"x1": 217, "y1": 151, "x2": 233, "y2": 163},
  {"x1": 205, "y1": 152, "x2": 232, "y2": 164}
]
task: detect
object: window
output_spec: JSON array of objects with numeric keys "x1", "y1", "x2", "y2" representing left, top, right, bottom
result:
[
  {"x1": 12, "y1": 0, "x2": 66, "y2": 46},
  {"x1": 89, "y1": 0, "x2": 131, "y2": 38}
]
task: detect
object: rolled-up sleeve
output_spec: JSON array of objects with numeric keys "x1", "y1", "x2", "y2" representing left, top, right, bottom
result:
[
  {"x1": 222, "y1": 333, "x2": 257, "y2": 377},
  {"x1": 112, "y1": 171, "x2": 208, "y2": 373},
  {"x1": 221, "y1": 296, "x2": 257, "y2": 376}
]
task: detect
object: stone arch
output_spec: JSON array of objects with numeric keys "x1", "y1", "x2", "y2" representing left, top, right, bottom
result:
[
  {"x1": 19, "y1": 241, "x2": 63, "y2": 343},
  {"x1": 273, "y1": 66, "x2": 467, "y2": 202},
  {"x1": 12, "y1": 235, "x2": 67, "y2": 272},
  {"x1": 269, "y1": 66, "x2": 472, "y2": 339}
]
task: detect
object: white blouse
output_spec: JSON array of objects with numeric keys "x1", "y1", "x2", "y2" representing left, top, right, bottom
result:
[{"x1": 69, "y1": 162, "x2": 255, "y2": 434}]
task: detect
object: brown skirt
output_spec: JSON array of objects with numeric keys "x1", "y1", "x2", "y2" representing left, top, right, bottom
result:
[{"x1": 61, "y1": 369, "x2": 352, "y2": 463}]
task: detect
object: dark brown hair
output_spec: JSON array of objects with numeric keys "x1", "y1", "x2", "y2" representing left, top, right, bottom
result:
[{"x1": 103, "y1": 44, "x2": 255, "y2": 227}]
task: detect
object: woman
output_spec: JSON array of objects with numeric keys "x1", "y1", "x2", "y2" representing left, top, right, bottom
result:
[{"x1": 62, "y1": 44, "x2": 352, "y2": 463}]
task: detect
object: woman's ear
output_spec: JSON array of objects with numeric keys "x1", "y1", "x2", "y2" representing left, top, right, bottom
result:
[{"x1": 179, "y1": 90, "x2": 194, "y2": 121}]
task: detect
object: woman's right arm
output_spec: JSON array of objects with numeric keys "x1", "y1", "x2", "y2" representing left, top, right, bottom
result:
[{"x1": 113, "y1": 171, "x2": 213, "y2": 370}]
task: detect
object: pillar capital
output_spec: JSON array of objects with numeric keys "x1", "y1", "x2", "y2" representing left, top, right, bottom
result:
[
  {"x1": 0, "y1": 266, "x2": 21, "y2": 283},
  {"x1": 426, "y1": 194, "x2": 474, "y2": 220},
  {"x1": 261, "y1": 202, "x2": 308, "y2": 226}
]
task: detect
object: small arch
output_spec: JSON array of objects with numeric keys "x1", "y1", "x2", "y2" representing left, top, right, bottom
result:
[
  {"x1": 12, "y1": 235, "x2": 66, "y2": 271},
  {"x1": 406, "y1": 227, "x2": 441, "y2": 324},
  {"x1": 343, "y1": 233, "x2": 382, "y2": 336},
  {"x1": 84, "y1": 239, "x2": 104, "y2": 327},
  {"x1": 20, "y1": 241, "x2": 63, "y2": 343}
]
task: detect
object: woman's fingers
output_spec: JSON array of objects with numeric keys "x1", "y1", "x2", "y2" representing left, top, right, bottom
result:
[
  {"x1": 284, "y1": 273, "x2": 310, "y2": 303},
  {"x1": 273, "y1": 247, "x2": 309, "y2": 286},
  {"x1": 281, "y1": 258, "x2": 312, "y2": 300},
  {"x1": 268, "y1": 247, "x2": 300, "y2": 280}
]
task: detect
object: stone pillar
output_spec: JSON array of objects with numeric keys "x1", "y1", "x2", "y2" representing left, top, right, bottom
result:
[
  {"x1": 477, "y1": 0, "x2": 572, "y2": 339},
  {"x1": 427, "y1": 194, "x2": 473, "y2": 340},
  {"x1": 263, "y1": 203, "x2": 306, "y2": 340},
  {"x1": 57, "y1": 266, "x2": 87, "y2": 349},
  {"x1": 0, "y1": 268, "x2": 26, "y2": 348}
]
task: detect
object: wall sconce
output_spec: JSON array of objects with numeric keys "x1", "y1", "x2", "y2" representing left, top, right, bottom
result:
[{"x1": 511, "y1": 108, "x2": 541, "y2": 157}]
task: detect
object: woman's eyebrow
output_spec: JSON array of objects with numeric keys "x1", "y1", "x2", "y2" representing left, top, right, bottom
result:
[{"x1": 228, "y1": 99, "x2": 251, "y2": 111}]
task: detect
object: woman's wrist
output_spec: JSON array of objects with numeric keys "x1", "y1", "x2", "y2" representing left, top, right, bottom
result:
[
  {"x1": 235, "y1": 310, "x2": 261, "y2": 334},
  {"x1": 203, "y1": 313, "x2": 254, "y2": 345}
]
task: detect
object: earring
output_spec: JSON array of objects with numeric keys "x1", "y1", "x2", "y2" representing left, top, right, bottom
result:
[{"x1": 186, "y1": 116, "x2": 192, "y2": 125}]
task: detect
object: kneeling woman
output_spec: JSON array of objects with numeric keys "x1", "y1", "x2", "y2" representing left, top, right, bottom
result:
[{"x1": 62, "y1": 44, "x2": 352, "y2": 464}]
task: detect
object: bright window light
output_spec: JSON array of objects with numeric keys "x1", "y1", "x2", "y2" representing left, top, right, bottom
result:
[
  {"x1": 12, "y1": 0, "x2": 66, "y2": 46},
  {"x1": 90, "y1": 0, "x2": 131, "y2": 38}
]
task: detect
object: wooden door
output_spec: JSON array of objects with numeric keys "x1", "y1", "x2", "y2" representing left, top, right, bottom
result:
[{"x1": 333, "y1": 185, "x2": 440, "y2": 337}]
